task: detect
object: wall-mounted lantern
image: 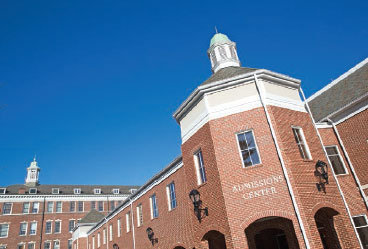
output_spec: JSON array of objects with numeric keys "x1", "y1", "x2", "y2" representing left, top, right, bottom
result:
[
  {"x1": 146, "y1": 227, "x2": 158, "y2": 245},
  {"x1": 315, "y1": 160, "x2": 329, "y2": 192},
  {"x1": 189, "y1": 189, "x2": 208, "y2": 222}
]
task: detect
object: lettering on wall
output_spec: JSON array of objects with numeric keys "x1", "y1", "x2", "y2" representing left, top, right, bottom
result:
[{"x1": 232, "y1": 175, "x2": 284, "y2": 200}]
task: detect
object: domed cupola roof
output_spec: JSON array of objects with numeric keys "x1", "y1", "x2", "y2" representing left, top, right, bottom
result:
[{"x1": 209, "y1": 33, "x2": 232, "y2": 47}]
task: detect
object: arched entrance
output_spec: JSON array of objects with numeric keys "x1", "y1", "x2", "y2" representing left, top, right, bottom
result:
[
  {"x1": 173, "y1": 247, "x2": 185, "y2": 249},
  {"x1": 245, "y1": 217, "x2": 300, "y2": 249},
  {"x1": 314, "y1": 207, "x2": 342, "y2": 249},
  {"x1": 202, "y1": 230, "x2": 227, "y2": 249}
]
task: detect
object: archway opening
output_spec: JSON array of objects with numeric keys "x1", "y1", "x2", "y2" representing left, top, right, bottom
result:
[
  {"x1": 202, "y1": 230, "x2": 227, "y2": 249},
  {"x1": 245, "y1": 216, "x2": 300, "y2": 249},
  {"x1": 173, "y1": 247, "x2": 185, "y2": 249},
  {"x1": 314, "y1": 207, "x2": 342, "y2": 249}
]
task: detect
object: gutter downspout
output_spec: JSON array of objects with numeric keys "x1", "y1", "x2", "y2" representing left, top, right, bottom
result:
[
  {"x1": 300, "y1": 88, "x2": 364, "y2": 249},
  {"x1": 129, "y1": 198, "x2": 136, "y2": 249},
  {"x1": 326, "y1": 118, "x2": 368, "y2": 210},
  {"x1": 253, "y1": 74, "x2": 311, "y2": 249},
  {"x1": 39, "y1": 197, "x2": 46, "y2": 249}
]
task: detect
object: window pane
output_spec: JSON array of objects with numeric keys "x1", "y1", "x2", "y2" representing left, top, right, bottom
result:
[
  {"x1": 357, "y1": 227, "x2": 368, "y2": 248},
  {"x1": 354, "y1": 216, "x2": 368, "y2": 227},
  {"x1": 249, "y1": 148, "x2": 260, "y2": 165},
  {"x1": 330, "y1": 155, "x2": 346, "y2": 175},
  {"x1": 298, "y1": 144, "x2": 307, "y2": 159},
  {"x1": 241, "y1": 150, "x2": 252, "y2": 166},
  {"x1": 326, "y1": 146, "x2": 338, "y2": 155},
  {"x1": 237, "y1": 134, "x2": 248, "y2": 150},
  {"x1": 245, "y1": 131, "x2": 255, "y2": 148},
  {"x1": 292, "y1": 128, "x2": 301, "y2": 143}
]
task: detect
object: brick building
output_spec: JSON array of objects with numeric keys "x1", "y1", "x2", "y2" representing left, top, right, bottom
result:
[
  {"x1": 0, "y1": 158, "x2": 139, "y2": 249},
  {"x1": 2, "y1": 33, "x2": 368, "y2": 249}
]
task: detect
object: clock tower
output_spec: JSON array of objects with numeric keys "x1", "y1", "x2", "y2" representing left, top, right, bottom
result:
[
  {"x1": 25, "y1": 157, "x2": 40, "y2": 186},
  {"x1": 207, "y1": 32, "x2": 241, "y2": 73}
]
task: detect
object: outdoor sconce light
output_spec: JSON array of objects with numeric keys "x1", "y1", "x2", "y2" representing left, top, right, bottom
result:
[
  {"x1": 112, "y1": 244, "x2": 119, "y2": 249},
  {"x1": 189, "y1": 189, "x2": 208, "y2": 222},
  {"x1": 146, "y1": 227, "x2": 158, "y2": 245},
  {"x1": 315, "y1": 160, "x2": 329, "y2": 192}
]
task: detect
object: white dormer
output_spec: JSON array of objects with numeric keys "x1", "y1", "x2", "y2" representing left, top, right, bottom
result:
[{"x1": 25, "y1": 157, "x2": 40, "y2": 187}]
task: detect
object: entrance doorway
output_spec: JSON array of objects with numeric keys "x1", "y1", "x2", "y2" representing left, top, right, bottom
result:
[
  {"x1": 245, "y1": 217, "x2": 300, "y2": 249},
  {"x1": 314, "y1": 207, "x2": 342, "y2": 249},
  {"x1": 202, "y1": 230, "x2": 227, "y2": 249}
]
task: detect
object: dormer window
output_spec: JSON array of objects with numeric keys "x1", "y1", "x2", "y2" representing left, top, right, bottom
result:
[
  {"x1": 29, "y1": 188, "x2": 37, "y2": 194},
  {"x1": 52, "y1": 188, "x2": 60, "y2": 194},
  {"x1": 74, "y1": 188, "x2": 81, "y2": 195},
  {"x1": 112, "y1": 189, "x2": 120, "y2": 194},
  {"x1": 94, "y1": 189, "x2": 101, "y2": 195},
  {"x1": 130, "y1": 188, "x2": 137, "y2": 194},
  {"x1": 0, "y1": 188, "x2": 6, "y2": 194}
]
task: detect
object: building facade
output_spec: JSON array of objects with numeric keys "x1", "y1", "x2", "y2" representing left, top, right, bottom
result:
[
  {"x1": 0, "y1": 158, "x2": 139, "y2": 249},
  {"x1": 2, "y1": 33, "x2": 368, "y2": 249}
]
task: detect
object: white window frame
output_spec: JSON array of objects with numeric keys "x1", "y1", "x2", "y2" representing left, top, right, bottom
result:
[
  {"x1": 78, "y1": 201, "x2": 84, "y2": 212},
  {"x1": 98, "y1": 201, "x2": 104, "y2": 212},
  {"x1": 2, "y1": 203, "x2": 12, "y2": 215},
  {"x1": 27, "y1": 242, "x2": 35, "y2": 249},
  {"x1": 0, "y1": 223, "x2": 9, "y2": 238},
  {"x1": 74, "y1": 188, "x2": 81, "y2": 195},
  {"x1": 29, "y1": 188, "x2": 37, "y2": 194},
  {"x1": 45, "y1": 221, "x2": 52, "y2": 234},
  {"x1": 54, "y1": 220, "x2": 61, "y2": 234},
  {"x1": 67, "y1": 240, "x2": 72, "y2": 249},
  {"x1": 125, "y1": 212, "x2": 130, "y2": 232},
  {"x1": 53, "y1": 240, "x2": 60, "y2": 249},
  {"x1": 193, "y1": 150, "x2": 207, "y2": 185},
  {"x1": 166, "y1": 182, "x2": 177, "y2": 211},
  {"x1": 235, "y1": 129, "x2": 262, "y2": 168},
  {"x1": 32, "y1": 202, "x2": 39, "y2": 214},
  {"x1": 325, "y1": 145, "x2": 348, "y2": 176},
  {"x1": 92, "y1": 236, "x2": 95, "y2": 249},
  {"x1": 69, "y1": 220, "x2": 75, "y2": 232},
  {"x1": 103, "y1": 228, "x2": 106, "y2": 245},
  {"x1": 22, "y1": 202, "x2": 30, "y2": 214},
  {"x1": 112, "y1": 189, "x2": 120, "y2": 194},
  {"x1": 94, "y1": 189, "x2": 101, "y2": 195},
  {"x1": 55, "y1": 201, "x2": 62, "y2": 213},
  {"x1": 97, "y1": 233, "x2": 101, "y2": 248},
  {"x1": 19, "y1": 222, "x2": 28, "y2": 236},
  {"x1": 291, "y1": 126, "x2": 312, "y2": 160},
  {"x1": 136, "y1": 204, "x2": 143, "y2": 227},
  {"x1": 29, "y1": 221, "x2": 37, "y2": 235},
  {"x1": 109, "y1": 224, "x2": 113, "y2": 241},
  {"x1": 353, "y1": 214, "x2": 368, "y2": 246},
  {"x1": 150, "y1": 194, "x2": 159, "y2": 219},
  {"x1": 46, "y1": 202, "x2": 54, "y2": 213},
  {"x1": 0, "y1": 188, "x2": 6, "y2": 194},
  {"x1": 52, "y1": 188, "x2": 60, "y2": 194},
  {"x1": 117, "y1": 218, "x2": 121, "y2": 237},
  {"x1": 44, "y1": 241, "x2": 51, "y2": 249},
  {"x1": 70, "y1": 201, "x2": 76, "y2": 212}
]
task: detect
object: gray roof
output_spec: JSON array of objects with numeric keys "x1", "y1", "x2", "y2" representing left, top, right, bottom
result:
[
  {"x1": 0, "y1": 184, "x2": 140, "y2": 195},
  {"x1": 79, "y1": 209, "x2": 106, "y2": 224},
  {"x1": 201, "y1": 66, "x2": 258, "y2": 86},
  {"x1": 308, "y1": 59, "x2": 368, "y2": 122}
]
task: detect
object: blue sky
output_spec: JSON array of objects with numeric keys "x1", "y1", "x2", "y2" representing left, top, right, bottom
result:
[{"x1": 0, "y1": 0, "x2": 367, "y2": 186}]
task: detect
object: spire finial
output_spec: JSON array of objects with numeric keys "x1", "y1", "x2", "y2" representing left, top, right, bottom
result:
[
  {"x1": 33, "y1": 155, "x2": 36, "y2": 162},
  {"x1": 215, "y1": 26, "x2": 218, "y2": 34}
]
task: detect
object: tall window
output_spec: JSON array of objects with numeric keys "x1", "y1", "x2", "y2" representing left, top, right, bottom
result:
[
  {"x1": 68, "y1": 240, "x2": 72, "y2": 249},
  {"x1": 126, "y1": 212, "x2": 130, "y2": 232},
  {"x1": 92, "y1": 236, "x2": 95, "y2": 249},
  {"x1": 292, "y1": 127, "x2": 311, "y2": 160},
  {"x1": 70, "y1": 201, "x2": 75, "y2": 212},
  {"x1": 22, "y1": 202, "x2": 30, "y2": 213},
  {"x1": 110, "y1": 201, "x2": 115, "y2": 211},
  {"x1": 45, "y1": 221, "x2": 52, "y2": 234},
  {"x1": 91, "y1": 201, "x2": 96, "y2": 210},
  {"x1": 69, "y1": 220, "x2": 75, "y2": 232},
  {"x1": 0, "y1": 224, "x2": 9, "y2": 238},
  {"x1": 150, "y1": 194, "x2": 159, "y2": 219},
  {"x1": 117, "y1": 218, "x2": 121, "y2": 237},
  {"x1": 53, "y1": 241, "x2": 60, "y2": 249},
  {"x1": 97, "y1": 232, "x2": 101, "y2": 247},
  {"x1": 98, "y1": 201, "x2": 104, "y2": 211},
  {"x1": 103, "y1": 228, "x2": 106, "y2": 244},
  {"x1": 325, "y1": 146, "x2": 347, "y2": 175},
  {"x1": 54, "y1": 221, "x2": 61, "y2": 233},
  {"x1": 136, "y1": 204, "x2": 143, "y2": 227},
  {"x1": 56, "y1": 202, "x2": 62, "y2": 213},
  {"x1": 237, "y1": 130, "x2": 261, "y2": 167},
  {"x1": 30, "y1": 222, "x2": 37, "y2": 235},
  {"x1": 194, "y1": 150, "x2": 207, "y2": 185},
  {"x1": 32, "y1": 202, "x2": 39, "y2": 213},
  {"x1": 47, "y1": 202, "x2": 54, "y2": 213},
  {"x1": 28, "y1": 243, "x2": 35, "y2": 249},
  {"x1": 19, "y1": 222, "x2": 27, "y2": 236},
  {"x1": 2, "y1": 203, "x2": 12, "y2": 214},
  {"x1": 109, "y1": 224, "x2": 113, "y2": 241},
  {"x1": 78, "y1": 201, "x2": 84, "y2": 212},
  {"x1": 353, "y1": 215, "x2": 368, "y2": 247},
  {"x1": 166, "y1": 182, "x2": 177, "y2": 210},
  {"x1": 44, "y1": 242, "x2": 51, "y2": 249}
]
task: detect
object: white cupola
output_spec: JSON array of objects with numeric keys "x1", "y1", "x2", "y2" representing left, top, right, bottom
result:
[
  {"x1": 207, "y1": 32, "x2": 241, "y2": 73},
  {"x1": 25, "y1": 157, "x2": 40, "y2": 186}
]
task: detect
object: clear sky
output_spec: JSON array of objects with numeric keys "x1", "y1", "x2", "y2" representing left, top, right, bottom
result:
[{"x1": 0, "y1": 0, "x2": 367, "y2": 187}]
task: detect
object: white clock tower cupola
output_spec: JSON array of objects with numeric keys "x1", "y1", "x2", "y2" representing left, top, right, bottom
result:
[
  {"x1": 25, "y1": 157, "x2": 40, "y2": 186},
  {"x1": 207, "y1": 32, "x2": 241, "y2": 73}
]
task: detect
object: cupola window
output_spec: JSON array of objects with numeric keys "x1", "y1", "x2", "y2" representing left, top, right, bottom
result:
[
  {"x1": 94, "y1": 189, "x2": 101, "y2": 194},
  {"x1": 74, "y1": 188, "x2": 81, "y2": 195},
  {"x1": 0, "y1": 188, "x2": 6, "y2": 194}
]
